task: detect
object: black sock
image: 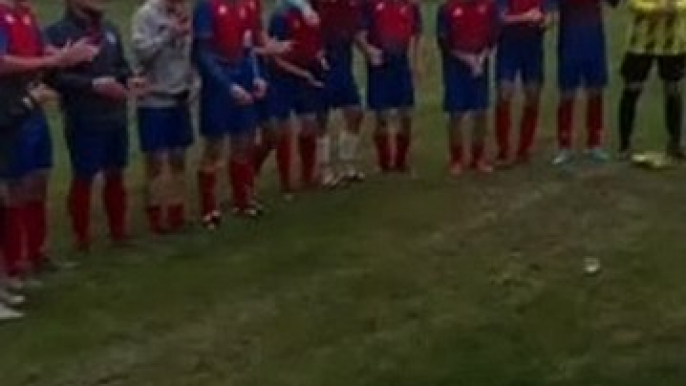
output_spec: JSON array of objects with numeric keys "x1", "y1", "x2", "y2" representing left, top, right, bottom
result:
[
  {"x1": 665, "y1": 91, "x2": 683, "y2": 150},
  {"x1": 619, "y1": 89, "x2": 641, "y2": 152}
]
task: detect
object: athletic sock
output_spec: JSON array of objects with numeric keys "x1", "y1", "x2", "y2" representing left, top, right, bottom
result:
[
  {"x1": 470, "y1": 141, "x2": 486, "y2": 167},
  {"x1": 339, "y1": 130, "x2": 360, "y2": 171},
  {"x1": 317, "y1": 135, "x2": 332, "y2": 178},
  {"x1": 557, "y1": 99, "x2": 574, "y2": 150},
  {"x1": 103, "y1": 172, "x2": 128, "y2": 242},
  {"x1": 276, "y1": 133, "x2": 293, "y2": 193},
  {"x1": 587, "y1": 95, "x2": 604, "y2": 149},
  {"x1": 167, "y1": 204, "x2": 185, "y2": 231},
  {"x1": 146, "y1": 205, "x2": 164, "y2": 234},
  {"x1": 518, "y1": 104, "x2": 539, "y2": 158},
  {"x1": 495, "y1": 100, "x2": 511, "y2": 160},
  {"x1": 299, "y1": 134, "x2": 317, "y2": 187},
  {"x1": 197, "y1": 170, "x2": 217, "y2": 218},
  {"x1": 2, "y1": 206, "x2": 25, "y2": 278},
  {"x1": 619, "y1": 89, "x2": 641, "y2": 152},
  {"x1": 229, "y1": 159, "x2": 248, "y2": 210},
  {"x1": 665, "y1": 91, "x2": 683, "y2": 150},
  {"x1": 395, "y1": 132, "x2": 411, "y2": 171},
  {"x1": 25, "y1": 200, "x2": 47, "y2": 266},
  {"x1": 68, "y1": 179, "x2": 92, "y2": 251},
  {"x1": 450, "y1": 141, "x2": 464, "y2": 165},
  {"x1": 374, "y1": 133, "x2": 391, "y2": 172}
]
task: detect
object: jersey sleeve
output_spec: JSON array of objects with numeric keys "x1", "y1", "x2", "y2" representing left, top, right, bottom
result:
[{"x1": 193, "y1": 0, "x2": 214, "y2": 39}]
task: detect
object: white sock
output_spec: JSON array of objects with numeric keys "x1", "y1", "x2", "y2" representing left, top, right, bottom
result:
[
  {"x1": 339, "y1": 131, "x2": 360, "y2": 171},
  {"x1": 317, "y1": 136, "x2": 331, "y2": 175}
]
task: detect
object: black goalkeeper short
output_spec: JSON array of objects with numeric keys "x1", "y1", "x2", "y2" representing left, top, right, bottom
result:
[{"x1": 621, "y1": 53, "x2": 686, "y2": 83}]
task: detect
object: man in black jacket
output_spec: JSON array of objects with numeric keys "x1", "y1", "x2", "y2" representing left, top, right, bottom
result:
[{"x1": 45, "y1": 0, "x2": 146, "y2": 251}]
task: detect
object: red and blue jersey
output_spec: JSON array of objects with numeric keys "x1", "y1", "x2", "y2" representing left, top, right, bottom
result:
[
  {"x1": 193, "y1": 0, "x2": 254, "y2": 63},
  {"x1": 269, "y1": 5, "x2": 324, "y2": 68},
  {"x1": 437, "y1": 0, "x2": 498, "y2": 54},
  {"x1": 0, "y1": 2, "x2": 44, "y2": 60},
  {"x1": 312, "y1": 0, "x2": 363, "y2": 48},
  {"x1": 362, "y1": 0, "x2": 422, "y2": 55},
  {"x1": 496, "y1": 0, "x2": 552, "y2": 44},
  {"x1": 557, "y1": 0, "x2": 617, "y2": 54}
]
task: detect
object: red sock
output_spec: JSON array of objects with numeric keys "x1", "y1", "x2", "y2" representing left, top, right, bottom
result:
[
  {"x1": 374, "y1": 133, "x2": 391, "y2": 171},
  {"x1": 253, "y1": 140, "x2": 272, "y2": 174},
  {"x1": 450, "y1": 142, "x2": 464, "y2": 165},
  {"x1": 471, "y1": 141, "x2": 486, "y2": 167},
  {"x1": 68, "y1": 179, "x2": 92, "y2": 251},
  {"x1": 2, "y1": 206, "x2": 25, "y2": 277},
  {"x1": 146, "y1": 206, "x2": 164, "y2": 234},
  {"x1": 557, "y1": 99, "x2": 574, "y2": 150},
  {"x1": 167, "y1": 204, "x2": 185, "y2": 231},
  {"x1": 25, "y1": 200, "x2": 47, "y2": 265},
  {"x1": 587, "y1": 95, "x2": 604, "y2": 149},
  {"x1": 276, "y1": 134, "x2": 292, "y2": 193},
  {"x1": 298, "y1": 134, "x2": 317, "y2": 187},
  {"x1": 229, "y1": 159, "x2": 249, "y2": 210},
  {"x1": 103, "y1": 172, "x2": 128, "y2": 242},
  {"x1": 197, "y1": 170, "x2": 217, "y2": 217},
  {"x1": 495, "y1": 100, "x2": 511, "y2": 160},
  {"x1": 395, "y1": 132, "x2": 411, "y2": 171},
  {"x1": 518, "y1": 104, "x2": 539, "y2": 158}
]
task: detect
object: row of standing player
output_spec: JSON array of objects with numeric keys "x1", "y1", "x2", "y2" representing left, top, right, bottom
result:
[{"x1": 0, "y1": 0, "x2": 616, "y2": 302}]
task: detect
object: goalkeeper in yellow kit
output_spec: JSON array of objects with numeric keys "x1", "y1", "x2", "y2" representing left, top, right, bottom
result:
[{"x1": 619, "y1": 0, "x2": 686, "y2": 158}]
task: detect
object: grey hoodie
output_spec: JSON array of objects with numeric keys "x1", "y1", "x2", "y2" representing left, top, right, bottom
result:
[{"x1": 132, "y1": 0, "x2": 194, "y2": 108}]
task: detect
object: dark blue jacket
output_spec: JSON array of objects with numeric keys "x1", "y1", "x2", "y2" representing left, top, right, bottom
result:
[{"x1": 44, "y1": 10, "x2": 131, "y2": 128}]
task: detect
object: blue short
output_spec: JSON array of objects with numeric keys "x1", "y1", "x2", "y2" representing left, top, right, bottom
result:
[
  {"x1": 558, "y1": 43, "x2": 608, "y2": 91},
  {"x1": 367, "y1": 54, "x2": 414, "y2": 111},
  {"x1": 0, "y1": 112, "x2": 52, "y2": 180},
  {"x1": 199, "y1": 60, "x2": 258, "y2": 139},
  {"x1": 324, "y1": 45, "x2": 361, "y2": 109},
  {"x1": 443, "y1": 57, "x2": 490, "y2": 113},
  {"x1": 271, "y1": 66, "x2": 327, "y2": 120},
  {"x1": 496, "y1": 38, "x2": 544, "y2": 85},
  {"x1": 65, "y1": 121, "x2": 129, "y2": 179},
  {"x1": 137, "y1": 105, "x2": 194, "y2": 153}
]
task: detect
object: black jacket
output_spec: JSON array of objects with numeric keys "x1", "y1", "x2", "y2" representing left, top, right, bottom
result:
[{"x1": 44, "y1": 10, "x2": 131, "y2": 128}]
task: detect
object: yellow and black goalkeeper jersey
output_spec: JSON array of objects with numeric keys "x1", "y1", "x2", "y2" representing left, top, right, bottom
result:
[{"x1": 627, "y1": 0, "x2": 686, "y2": 55}]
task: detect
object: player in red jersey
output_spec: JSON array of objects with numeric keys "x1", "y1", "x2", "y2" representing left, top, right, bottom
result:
[
  {"x1": 0, "y1": 0, "x2": 95, "y2": 287},
  {"x1": 358, "y1": 0, "x2": 422, "y2": 174}
]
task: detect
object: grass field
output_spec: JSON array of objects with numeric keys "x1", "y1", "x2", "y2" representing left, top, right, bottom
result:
[{"x1": 2, "y1": 1, "x2": 686, "y2": 385}]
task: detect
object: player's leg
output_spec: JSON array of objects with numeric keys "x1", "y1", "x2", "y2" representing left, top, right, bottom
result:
[
  {"x1": 447, "y1": 112, "x2": 465, "y2": 176},
  {"x1": 101, "y1": 126, "x2": 130, "y2": 244},
  {"x1": 198, "y1": 137, "x2": 224, "y2": 229},
  {"x1": 517, "y1": 47, "x2": 544, "y2": 163},
  {"x1": 315, "y1": 109, "x2": 337, "y2": 188},
  {"x1": 166, "y1": 106, "x2": 194, "y2": 232},
  {"x1": 658, "y1": 55, "x2": 686, "y2": 158},
  {"x1": 584, "y1": 47, "x2": 611, "y2": 162},
  {"x1": 373, "y1": 110, "x2": 392, "y2": 173},
  {"x1": 393, "y1": 57, "x2": 416, "y2": 173},
  {"x1": 138, "y1": 107, "x2": 170, "y2": 234},
  {"x1": 471, "y1": 110, "x2": 492, "y2": 173},
  {"x1": 228, "y1": 130, "x2": 259, "y2": 216},
  {"x1": 555, "y1": 49, "x2": 581, "y2": 165},
  {"x1": 65, "y1": 128, "x2": 98, "y2": 252},
  {"x1": 298, "y1": 113, "x2": 319, "y2": 188},
  {"x1": 494, "y1": 44, "x2": 518, "y2": 163},
  {"x1": 618, "y1": 53, "x2": 652, "y2": 157},
  {"x1": 339, "y1": 105, "x2": 364, "y2": 181},
  {"x1": 22, "y1": 115, "x2": 52, "y2": 274}
]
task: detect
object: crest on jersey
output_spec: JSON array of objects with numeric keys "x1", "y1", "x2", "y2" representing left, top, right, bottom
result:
[
  {"x1": 239, "y1": 6, "x2": 246, "y2": 19},
  {"x1": 478, "y1": 4, "x2": 487, "y2": 13},
  {"x1": 4, "y1": 14, "x2": 15, "y2": 24},
  {"x1": 106, "y1": 32, "x2": 117, "y2": 45},
  {"x1": 452, "y1": 7, "x2": 463, "y2": 17},
  {"x1": 218, "y1": 4, "x2": 228, "y2": 15},
  {"x1": 22, "y1": 15, "x2": 32, "y2": 26},
  {"x1": 375, "y1": 2, "x2": 385, "y2": 12},
  {"x1": 400, "y1": 5, "x2": 409, "y2": 16}
]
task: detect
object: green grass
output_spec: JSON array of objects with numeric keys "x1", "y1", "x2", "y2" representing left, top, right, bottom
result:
[{"x1": 2, "y1": 1, "x2": 686, "y2": 385}]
